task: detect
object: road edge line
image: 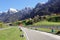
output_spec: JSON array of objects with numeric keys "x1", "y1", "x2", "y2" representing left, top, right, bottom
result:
[{"x1": 20, "y1": 27, "x2": 29, "y2": 40}]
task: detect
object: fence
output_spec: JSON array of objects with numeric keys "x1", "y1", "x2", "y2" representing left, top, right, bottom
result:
[{"x1": 26, "y1": 25, "x2": 60, "y2": 30}]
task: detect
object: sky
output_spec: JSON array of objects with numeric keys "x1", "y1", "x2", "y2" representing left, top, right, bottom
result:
[{"x1": 0, "y1": 0, "x2": 48, "y2": 12}]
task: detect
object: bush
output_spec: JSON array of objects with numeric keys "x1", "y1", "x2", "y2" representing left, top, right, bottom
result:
[
  {"x1": 25, "y1": 20, "x2": 33, "y2": 25},
  {"x1": 22, "y1": 20, "x2": 26, "y2": 25},
  {"x1": 56, "y1": 31, "x2": 60, "y2": 35},
  {"x1": 47, "y1": 16, "x2": 60, "y2": 22}
]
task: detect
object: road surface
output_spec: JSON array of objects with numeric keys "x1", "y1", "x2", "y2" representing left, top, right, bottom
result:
[{"x1": 20, "y1": 27, "x2": 60, "y2": 40}]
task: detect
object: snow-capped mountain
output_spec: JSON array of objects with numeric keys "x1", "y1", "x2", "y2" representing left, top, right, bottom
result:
[
  {"x1": 8, "y1": 8, "x2": 18, "y2": 13},
  {"x1": 7, "y1": 8, "x2": 18, "y2": 14},
  {"x1": 0, "y1": 7, "x2": 33, "y2": 22}
]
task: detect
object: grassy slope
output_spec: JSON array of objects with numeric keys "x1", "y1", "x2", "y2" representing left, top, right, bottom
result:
[
  {"x1": 33, "y1": 20, "x2": 60, "y2": 26},
  {"x1": 37, "y1": 28, "x2": 59, "y2": 33},
  {"x1": 32, "y1": 20, "x2": 60, "y2": 33},
  {"x1": 0, "y1": 27, "x2": 25, "y2": 40}
]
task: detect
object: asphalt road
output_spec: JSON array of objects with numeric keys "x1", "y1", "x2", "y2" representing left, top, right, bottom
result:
[{"x1": 20, "y1": 27, "x2": 60, "y2": 40}]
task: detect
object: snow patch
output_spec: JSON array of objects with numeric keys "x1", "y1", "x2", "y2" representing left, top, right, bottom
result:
[{"x1": 9, "y1": 8, "x2": 18, "y2": 12}]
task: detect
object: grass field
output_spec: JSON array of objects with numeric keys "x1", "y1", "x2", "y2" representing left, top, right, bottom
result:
[
  {"x1": 0, "y1": 27, "x2": 25, "y2": 40},
  {"x1": 33, "y1": 20, "x2": 60, "y2": 26},
  {"x1": 36, "y1": 28, "x2": 59, "y2": 33}
]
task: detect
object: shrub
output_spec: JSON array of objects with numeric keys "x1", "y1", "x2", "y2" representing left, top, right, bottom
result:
[
  {"x1": 47, "y1": 16, "x2": 60, "y2": 22},
  {"x1": 56, "y1": 31, "x2": 60, "y2": 35},
  {"x1": 25, "y1": 20, "x2": 33, "y2": 25}
]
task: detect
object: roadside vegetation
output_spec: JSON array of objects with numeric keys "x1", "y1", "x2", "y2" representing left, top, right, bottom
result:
[
  {"x1": 0, "y1": 27, "x2": 25, "y2": 40},
  {"x1": 18, "y1": 15, "x2": 60, "y2": 26},
  {"x1": 35, "y1": 28, "x2": 59, "y2": 33},
  {"x1": 33, "y1": 20, "x2": 60, "y2": 26},
  {"x1": 0, "y1": 22, "x2": 9, "y2": 28}
]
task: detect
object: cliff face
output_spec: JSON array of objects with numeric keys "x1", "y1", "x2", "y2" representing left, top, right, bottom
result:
[{"x1": 30, "y1": 0, "x2": 60, "y2": 18}]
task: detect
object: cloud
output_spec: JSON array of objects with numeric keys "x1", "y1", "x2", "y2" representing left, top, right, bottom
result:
[
  {"x1": 41, "y1": 2, "x2": 46, "y2": 4},
  {"x1": 0, "y1": 11, "x2": 3, "y2": 13}
]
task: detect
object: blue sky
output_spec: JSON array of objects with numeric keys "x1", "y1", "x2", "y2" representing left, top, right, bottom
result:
[{"x1": 0, "y1": 0, "x2": 48, "y2": 11}]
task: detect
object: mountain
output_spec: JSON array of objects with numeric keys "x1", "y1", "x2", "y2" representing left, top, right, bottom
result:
[
  {"x1": 0, "y1": 8, "x2": 18, "y2": 22},
  {"x1": 7, "y1": 8, "x2": 18, "y2": 14},
  {"x1": 0, "y1": 7, "x2": 32, "y2": 22},
  {"x1": 30, "y1": 0, "x2": 60, "y2": 18},
  {"x1": 48, "y1": 0, "x2": 60, "y2": 13},
  {"x1": 13, "y1": 7, "x2": 33, "y2": 20}
]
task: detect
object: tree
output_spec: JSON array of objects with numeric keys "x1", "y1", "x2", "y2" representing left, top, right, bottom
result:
[
  {"x1": 33, "y1": 15, "x2": 40, "y2": 23},
  {"x1": 25, "y1": 18, "x2": 33, "y2": 25}
]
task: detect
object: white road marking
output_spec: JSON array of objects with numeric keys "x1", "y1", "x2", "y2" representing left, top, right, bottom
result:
[{"x1": 19, "y1": 27, "x2": 29, "y2": 40}]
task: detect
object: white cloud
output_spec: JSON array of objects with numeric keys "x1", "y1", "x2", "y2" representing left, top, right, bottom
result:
[
  {"x1": 0, "y1": 11, "x2": 3, "y2": 13},
  {"x1": 41, "y1": 2, "x2": 46, "y2": 4}
]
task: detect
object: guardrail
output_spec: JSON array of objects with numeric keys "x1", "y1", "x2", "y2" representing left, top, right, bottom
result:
[{"x1": 25, "y1": 25, "x2": 60, "y2": 30}]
